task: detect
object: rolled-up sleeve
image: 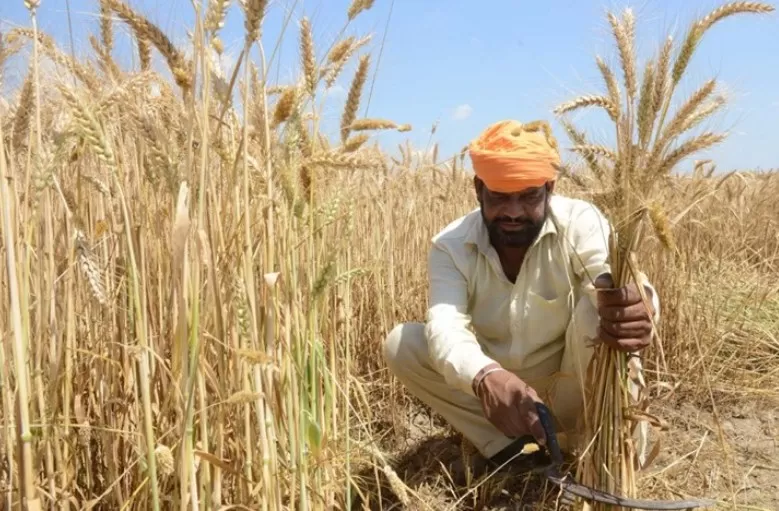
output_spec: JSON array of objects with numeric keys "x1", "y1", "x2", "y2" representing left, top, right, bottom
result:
[
  {"x1": 425, "y1": 243, "x2": 497, "y2": 396},
  {"x1": 569, "y1": 203, "x2": 612, "y2": 295}
]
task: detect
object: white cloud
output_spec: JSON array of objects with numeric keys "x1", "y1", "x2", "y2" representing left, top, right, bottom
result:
[
  {"x1": 323, "y1": 84, "x2": 346, "y2": 98},
  {"x1": 452, "y1": 104, "x2": 473, "y2": 121}
]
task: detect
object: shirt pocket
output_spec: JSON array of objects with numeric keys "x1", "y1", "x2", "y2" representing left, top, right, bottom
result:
[{"x1": 518, "y1": 289, "x2": 573, "y2": 356}]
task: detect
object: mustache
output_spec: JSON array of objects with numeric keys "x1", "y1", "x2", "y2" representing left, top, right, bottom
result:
[{"x1": 493, "y1": 216, "x2": 533, "y2": 226}]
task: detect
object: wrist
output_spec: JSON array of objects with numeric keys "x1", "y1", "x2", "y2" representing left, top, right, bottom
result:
[{"x1": 472, "y1": 362, "x2": 504, "y2": 397}]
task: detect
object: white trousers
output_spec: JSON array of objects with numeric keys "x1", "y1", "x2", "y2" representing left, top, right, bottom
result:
[{"x1": 382, "y1": 295, "x2": 599, "y2": 459}]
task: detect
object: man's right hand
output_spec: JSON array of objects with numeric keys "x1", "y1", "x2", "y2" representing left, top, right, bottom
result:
[{"x1": 474, "y1": 366, "x2": 547, "y2": 446}]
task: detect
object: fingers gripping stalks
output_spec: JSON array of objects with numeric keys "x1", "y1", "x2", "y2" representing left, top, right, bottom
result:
[{"x1": 594, "y1": 272, "x2": 656, "y2": 352}]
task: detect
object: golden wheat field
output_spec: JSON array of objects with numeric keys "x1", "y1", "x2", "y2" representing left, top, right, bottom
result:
[{"x1": 1, "y1": 0, "x2": 778, "y2": 510}]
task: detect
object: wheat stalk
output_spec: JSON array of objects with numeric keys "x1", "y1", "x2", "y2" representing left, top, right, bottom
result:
[
  {"x1": 3, "y1": 2, "x2": 775, "y2": 510},
  {"x1": 0, "y1": 73, "x2": 39, "y2": 511},
  {"x1": 555, "y1": 4, "x2": 774, "y2": 508}
]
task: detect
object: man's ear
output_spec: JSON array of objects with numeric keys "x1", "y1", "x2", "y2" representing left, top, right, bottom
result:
[
  {"x1": 474, "y1": 176, "x2": 484, "y2": 203},
  {"x1": 546, "y1": 180, "x2": 556, "y2": 194}
]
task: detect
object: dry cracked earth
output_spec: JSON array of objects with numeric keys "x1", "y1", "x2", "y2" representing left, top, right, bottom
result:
[{"x1": 358, "y1": 396, "x2": 779, "y2": 511}]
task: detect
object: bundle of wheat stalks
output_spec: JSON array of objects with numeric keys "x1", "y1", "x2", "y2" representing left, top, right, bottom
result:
[{"x1": 552, "y1": 2, "x2": 775, "y2": 509}]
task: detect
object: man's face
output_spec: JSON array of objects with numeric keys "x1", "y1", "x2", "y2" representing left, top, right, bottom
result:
[{"x1": 476, "y1": 179, "x2": 552, "y2": 248}]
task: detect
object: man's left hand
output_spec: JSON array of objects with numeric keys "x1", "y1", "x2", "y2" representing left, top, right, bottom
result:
[{"x1": 593, "y1": 273, "x2": 655, "y2": 352}]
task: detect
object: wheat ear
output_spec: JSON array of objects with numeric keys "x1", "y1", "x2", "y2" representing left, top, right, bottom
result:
[
  {"x1": 347, "y1": 0, "x2": 375, "y2": 20},
  {"x1": 243, "y1": 0, "x2": 269, "y2": 43},
  {"x1": 300, "y1": 17, "x2": 317, "y2": 97},
  {"x1": 340, "y1": 54, "x2": 370, "y2": 142},
  {"x1": 608, "y1": 9, "x2": 637, "y2": 101},
  {"x1": 104, "y1": 0, "x2": 191, "y2": 90},
  {"x1": 596, "y1": 56, "x2": 622, "y2": 117},
  {"x1": 554, "y1": 95, "x2": 619, "y2": 122}
]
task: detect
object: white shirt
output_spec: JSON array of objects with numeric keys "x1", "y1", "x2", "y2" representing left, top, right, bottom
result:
[{"x1": 424, "y1": 194, "x2": 659, "y2": 397}]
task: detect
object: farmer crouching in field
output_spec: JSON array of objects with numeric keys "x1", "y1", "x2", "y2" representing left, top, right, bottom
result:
[{"x1": 382, "y1": 119, "x2": 660, "y2": 477}]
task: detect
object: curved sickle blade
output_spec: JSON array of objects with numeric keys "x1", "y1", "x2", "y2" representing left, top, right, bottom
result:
[
  {"x1": 546, "y1": 471, "x2": 716, "y2": 510},
  {"x1": 533, "y1": 403, "x2": 715, "y2": 510}
]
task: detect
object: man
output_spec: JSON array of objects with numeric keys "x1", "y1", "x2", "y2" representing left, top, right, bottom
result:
[{"x1": 383, "y1": 119, "x2": 659, "y2": 474}]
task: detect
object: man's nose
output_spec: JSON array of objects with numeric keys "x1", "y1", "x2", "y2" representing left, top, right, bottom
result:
[{"x1": 502, "y1": 196, "x2": 530, "y2": 218}]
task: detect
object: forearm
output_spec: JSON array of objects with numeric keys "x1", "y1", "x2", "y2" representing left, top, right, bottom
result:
[
  {"x1": 425, "y1": 315, "x2": 497, "y2": 397},
  {"x1": 426, "y1": 243, "x2": 497, "y2": 396}
]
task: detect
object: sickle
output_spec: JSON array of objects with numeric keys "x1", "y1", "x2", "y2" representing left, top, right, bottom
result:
[{"x1": 531, "y1": 403, "x2": 715, "y2": 510}]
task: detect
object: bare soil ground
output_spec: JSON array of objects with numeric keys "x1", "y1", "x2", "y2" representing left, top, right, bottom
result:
[{"x1": 357, "y1": 396, "x2": 779, "y2": 510}]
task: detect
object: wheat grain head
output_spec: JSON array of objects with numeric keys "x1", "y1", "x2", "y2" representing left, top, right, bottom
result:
[
  {"x1": 242, "y1": 0, "x2": 269, "y2": 44},
  {"x1": 596, "y1": 56, "x2": 622, "y2": 118},
  {"x1": 323, "y1": 35, "x2": 372, "y2": 88},
  {"x1": 300, "y1": 18, "x2": 317, "y2": 97},
  {"x1": 349, "y1": 119, "x2": 398, "y2": 131},
  {"x1": 347, "y1": 0, "x2": 375, "y2": 20},
  {"x1": 272, "y1": 86, "x2": 298, "y2": 127},
  {"x1": 554, "y1": 95, "x2": 618, "y2": 122},
  {"x1": 608, "y1": 9, "x2": 637, "y2": 101},
  {"x1": 206, "y1": 0, "x2": 231, "y2": 33},
  {"x1": 104, "y1": 0, "x2": 191, "y2": 90},
  {"x1": 636, "y1": 59, "x2": 657, "y2": 147},
  {"x1": 343, "y1": 134, "x2": 370, "y2": 153},
  {"x1": 340, "y1": 54, "x2": 370, "y2": 142},
  {"x1": 673, "y1": 2, "x2": 774, "y2": 85}
]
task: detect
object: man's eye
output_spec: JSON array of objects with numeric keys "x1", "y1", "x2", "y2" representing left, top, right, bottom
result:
[{"x1": 525, "y1": 190, "x2": 544, "y2": 201}]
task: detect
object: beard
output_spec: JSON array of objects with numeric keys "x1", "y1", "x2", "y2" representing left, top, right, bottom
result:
[{"x1": 481, "y1": 206, "x2": 548, "y2": 249}]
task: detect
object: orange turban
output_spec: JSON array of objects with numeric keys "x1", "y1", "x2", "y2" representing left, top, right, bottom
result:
[{"x1": 468, "y1": 119, "x2": 560, "y2": 193}]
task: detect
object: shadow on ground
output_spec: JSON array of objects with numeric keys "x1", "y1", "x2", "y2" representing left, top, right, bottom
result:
[{"x1": 351, "y1": 433, "x2": 574, "y2": 510}]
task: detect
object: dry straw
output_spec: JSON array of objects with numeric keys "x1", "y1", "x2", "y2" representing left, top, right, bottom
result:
[
  {"x1": 2, "y1": 0, "x2": 776, "y2": 510},
  {"x1": 553, "y1": 3, "x2": 775, "y2": 509}
]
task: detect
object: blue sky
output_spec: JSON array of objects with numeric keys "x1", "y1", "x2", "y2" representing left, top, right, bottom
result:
[{"x1": 2, "y1": 0, "x2": 777, "y2": 172}]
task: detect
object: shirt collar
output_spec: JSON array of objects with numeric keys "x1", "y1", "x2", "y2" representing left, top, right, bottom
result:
[{"x1": 465, "y1": 209, "x2": 558, "y2": 256}]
